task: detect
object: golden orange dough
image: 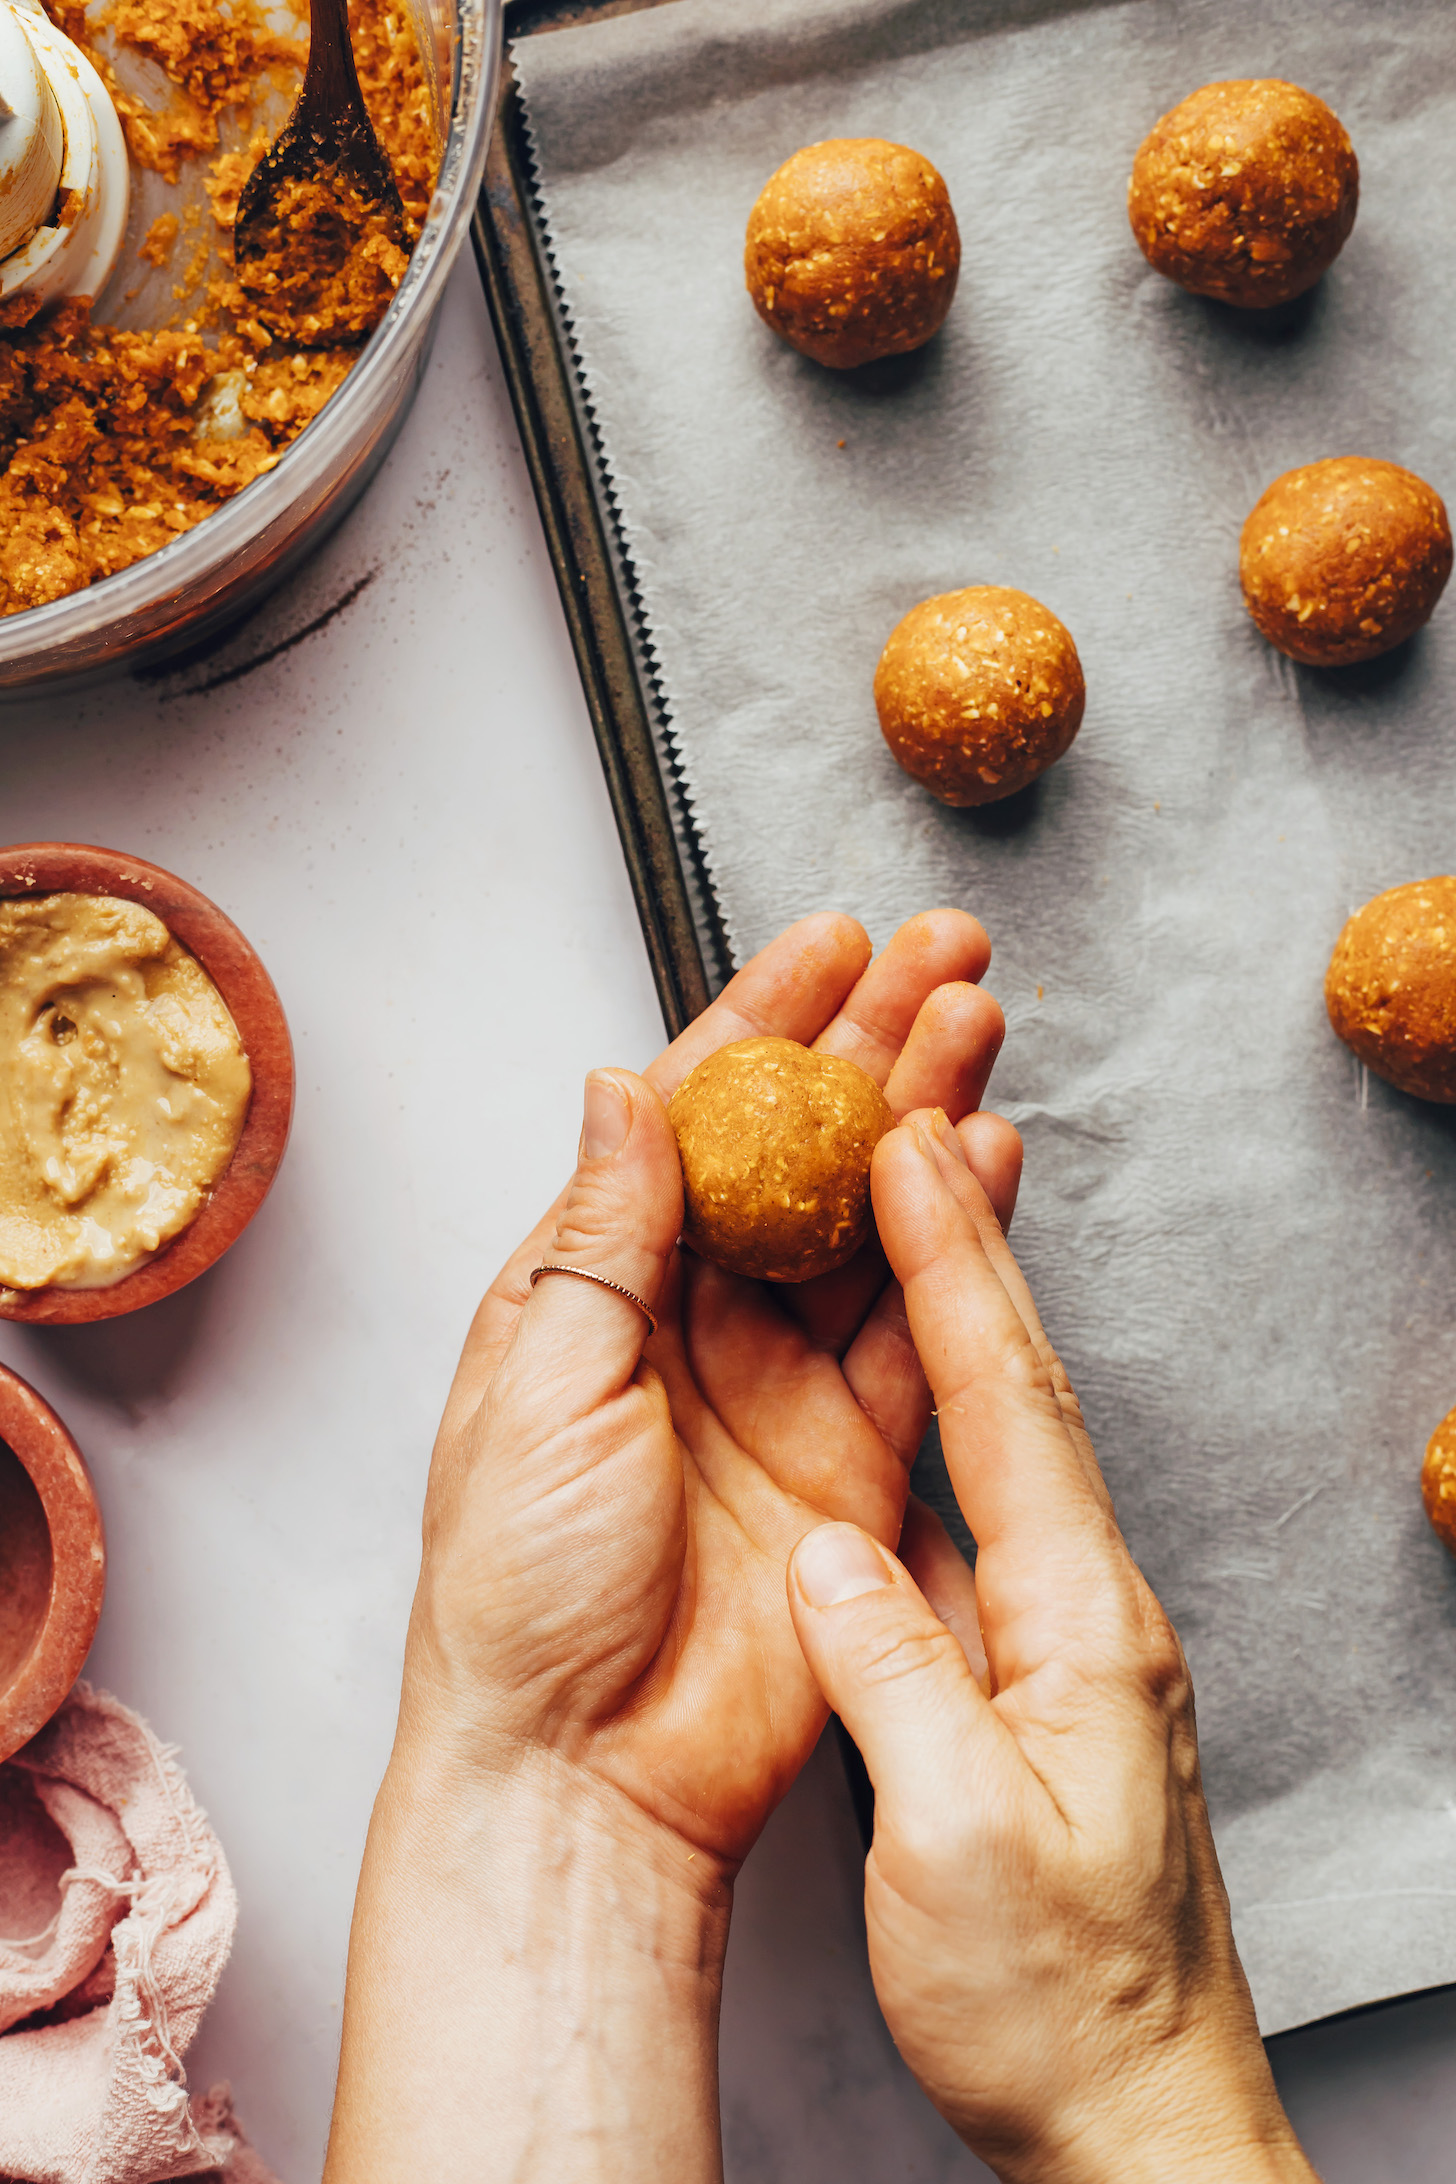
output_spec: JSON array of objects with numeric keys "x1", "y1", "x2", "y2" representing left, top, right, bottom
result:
[
  {"x1": 1128, "y1": 79, "x2": 1357, "y2": 308},
  {"x1": 874, "y1": 586, "x2": 1085, "y2": 807},
  {"x1": 744, "y1": 138, "x2": 960, "y2": 369},
  {"x1": 668, "y1": 1037, "x2": 894, "y2": 1283},
  {"x1": 1240, "y1": 458, "x2": 1452, "y2": 665},
  {"x1": 1423, "y1": 1407, "x2": 1456, "y2": 1557},
  {"x1": 1324, "y1": 878, "x2": 1456, "y2": 1103}
]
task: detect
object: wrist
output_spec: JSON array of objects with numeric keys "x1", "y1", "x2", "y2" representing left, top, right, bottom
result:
[
  {"x1": 378, "y1": 1732, "x2": 734, "y2": 1971},
  {"x1": 327, "y1": 1742, "x2": 730, "y2": 2182},
  {"x1": 1031, "y1": 2029, "x2": 1316, "y2": 2184}
]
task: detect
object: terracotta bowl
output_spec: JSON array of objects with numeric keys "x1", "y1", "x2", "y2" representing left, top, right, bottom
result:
[
  {"x1": 0, "y1": 844, "x2": 294, "y2": 1324},
  {"x1": 0, "y1": 1366, "x2": 105, "y2": 1764}
]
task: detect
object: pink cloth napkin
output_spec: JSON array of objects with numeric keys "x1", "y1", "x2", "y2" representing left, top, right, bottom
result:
[{"x1": 0, "y1": 1684, "x2": 282, "y2": 2184}]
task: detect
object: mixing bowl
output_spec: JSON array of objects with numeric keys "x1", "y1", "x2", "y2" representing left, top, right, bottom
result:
[{"x1": 0, "y1": 0, "x2": 501, "y2": 695}]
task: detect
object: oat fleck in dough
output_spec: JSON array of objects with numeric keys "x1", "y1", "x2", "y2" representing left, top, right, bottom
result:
[
  {"x1": 0, "y1": 894, "x2": 252, "y2": 1291},
  {"x1": 1240, "y1": 458, "x2": 1452, "y2": 666},
  {"x1": 1128, "y1": 79, "x2": 1357, "y2": 309},
  {"x1": 1423, "y1": 1407, "x2": 1456, "y2": 1557},
  {"x1": 874, "y1": 586, "x2": 1084, "y2": 807},
  {"x1": 744, "y1": 138, "x2": 959, "y2": 370},
  {"x1": 669, "y1": 1037, "x2": 894, "y2": 1284},
  {"x1": 1324, "y1": 878, "x2": 1456, "y2": 1103}
]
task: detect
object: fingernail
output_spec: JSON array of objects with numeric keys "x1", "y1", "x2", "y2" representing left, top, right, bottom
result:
[
  {"x1": 582, "y1": 1072, "x2": 630, "y2": 1160},
  {"x1": 911, "y1": 1120, "x2": 948, "y2": 1174},
  {"x1": 796, "y1": 1524, "x2": 894, "y2": 1608},
  {"x1": 932, "y1": 1108, "x2": 969, "y2": 1168}
]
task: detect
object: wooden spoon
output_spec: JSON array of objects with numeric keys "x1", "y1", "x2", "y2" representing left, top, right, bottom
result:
[{"x1": 233, "y1": 0, "x2": 408, "y2": 346}]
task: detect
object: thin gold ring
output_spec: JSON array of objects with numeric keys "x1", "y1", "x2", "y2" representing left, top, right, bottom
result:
[{"x1": 529, "y1": 1262, "x2": 658, "y2": 1335}]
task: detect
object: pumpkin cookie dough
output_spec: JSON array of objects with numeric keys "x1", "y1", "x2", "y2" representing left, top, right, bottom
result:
[
  {"x1": 668, "y1": 1037, "x2": 894, "y2": 1283},
  {"x1": 1240, "y1": 458, "x2": 1451, "y2": 666},
  {"x1": 1324, "y1": 878, "x2": 1456, "y2": 1102},
  {"x1": 744, "y1": 138, "x2": 959, "y2": 370},
  {"x1": 875, "y1": 586, "x2": 1085, "y2": 806},
  {"x1": 0, "y1": 893, "x2": 252, "y2": 1290},
  {"x1": 1423, "y1": 1406, "x2": 1456, "y2": 1557},
  {"x1": 1128, "y1": 79, "x2": 1357, "y2": 309}
]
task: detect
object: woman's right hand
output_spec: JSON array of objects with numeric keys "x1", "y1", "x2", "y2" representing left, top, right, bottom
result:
[{"x1": 786, "y1": 1116, "x2": 1320, "y2": 2184}]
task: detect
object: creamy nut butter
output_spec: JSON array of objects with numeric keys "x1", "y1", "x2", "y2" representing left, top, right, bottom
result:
[{"x1": 0, "y1": 894, "x2": 251, "y2": 1290}]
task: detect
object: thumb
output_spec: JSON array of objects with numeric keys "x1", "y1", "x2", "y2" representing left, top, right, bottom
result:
[
  {"x1": 506, "y1": 1069, "x2": 682, "y2": 1427},
  {"x1": 787, "y1": 1521, "x2": 992, "y2": 1823}
]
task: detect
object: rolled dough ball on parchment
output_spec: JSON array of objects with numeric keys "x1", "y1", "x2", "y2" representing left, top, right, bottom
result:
[
  {"x1": 668, "y1": 1036, "x2": 895, "y2": 1283},
  {"x1": 1240, "y1": 457, "x2": 1452, "y2": 666},
  {"x1": 1128, "y1": 79, "x2": 1357, "y2": 309},
  {"x1": 874, "y1": 586, "x2": 1085, "y2": 807},
  {"x1": 744, "y1": 137, "x2": 960, "y2": 370},
  {"x1": 1423, "y1": 1407, "x2": 1456, "y2": 1557},
  {"x1": 1324, "y1": 877, "x2": 1456, "y2": 1102}
]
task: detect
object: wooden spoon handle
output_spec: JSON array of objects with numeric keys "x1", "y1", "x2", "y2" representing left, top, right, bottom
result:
[{"x1": 298, "y1": 0, "x2": 371, "y2": 134}]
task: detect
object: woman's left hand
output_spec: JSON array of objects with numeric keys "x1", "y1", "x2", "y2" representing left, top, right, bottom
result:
[{"x1": 406, "y1": 907, "x2": 1016, "y2": 1859}]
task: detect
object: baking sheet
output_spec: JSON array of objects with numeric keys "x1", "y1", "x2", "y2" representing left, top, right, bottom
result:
[{"x1": 513, "y1": 0, "x2": 1456, "y2": 2034}]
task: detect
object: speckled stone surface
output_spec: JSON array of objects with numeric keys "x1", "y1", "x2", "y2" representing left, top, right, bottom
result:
[
  {"x1": 0, "y1": 1365, "x2": 105, "y2": 1762},
  {"x1": 0, "y1": 844, "x2": 294, "y2": 1324}
]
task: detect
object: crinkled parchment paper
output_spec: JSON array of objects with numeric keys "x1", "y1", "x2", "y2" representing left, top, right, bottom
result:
[{"x1": 514, "y1": 0, "x2": 1456, "y2": 2032}]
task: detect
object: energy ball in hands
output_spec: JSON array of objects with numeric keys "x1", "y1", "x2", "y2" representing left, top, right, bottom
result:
[
  {"x1": 744, "y1": 138, "x2": 960, "y2": 370},
  {"x1": 1424, "y1": 1407, "x2": 1456, "y2": 1556},
  {"x1": 1240, "y1": 457, "x2": 1452, "y2": 665},
  {"x1": 1129, "y1": 79, "x2": 1357, "y2": 308},
  {"x1": 875, "y1": 585, "x2": 1084, "y2": 806},
  {"x1": 1325, "y1": 877, "x2": 1456, "y2": 1102},
  {"x1": 669, "y1": 1036, "x2": 893, "y2": 1282}
]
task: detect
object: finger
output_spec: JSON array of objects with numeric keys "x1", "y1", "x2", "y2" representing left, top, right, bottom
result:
[
  {"x1": 494, "y1": 1070, "x2": 683, "y2": 1434},
  {"x1": 646, "y1": 913, "x2": 871, "y2": 1100},
  {"x1": 669, "y1": 1258, "x2": 909, "y2": 1544},
  {"x1": 896, "y1": 1111, "x2": 1087, "y2": 1446},
  {"x1": 956, "y1": 1112, "x2": 1023, "y2": 1232},
  {"x1": 840, "y1": 1275, "x2": 929, "y2": 1468},
  {"x1": 784, "y1": 1107, "x2": 1021, "y2": 1360},
  {"x1": 882, "y1": 980, "x2": 1005, "y2": 1121},
  {"x1": 872, "y1": 1123, "x2": 1133, "y2": 1687},
  {"x1": 899, "y1": 1498, "x2": 988, "y2": 1686},
  {"x1": 444, "y1": 1192, "x2": 571, "y2": 1429},
  {"x1": 787, "y1": 1522, "x2": 1012, "y2": 1827},
  {"x1": 813, "y1": 909, "x2": 991, "y2": 1087}
]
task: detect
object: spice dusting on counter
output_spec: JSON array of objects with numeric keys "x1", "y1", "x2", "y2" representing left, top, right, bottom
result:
[{"x1": 0, "y1": 0, "x2": 440, "y2": 618}]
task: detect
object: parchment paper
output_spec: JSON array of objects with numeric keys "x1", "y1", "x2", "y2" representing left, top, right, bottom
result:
[{"x1": 514, "y1": 0, "x2": 1456, "y2": 2034}]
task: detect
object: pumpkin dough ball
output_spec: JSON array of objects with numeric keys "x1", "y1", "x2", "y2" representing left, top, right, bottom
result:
[
  {"x1": 1128, "y1": 79, "x2": 1358, "y2": 308},
  {"x1": 1240, "y1": 458, "x2": 1452, "y2": 666},
  {"x1": 669, "y1": 1036, "x2": 894, "y2": 1283},
  {"x1": 1325, "y1": 877, "x2": 1456, "y2": 1102},
  {"x1": 1423, "y1": 1407, "x2": 1456, "y2": 1557},
  {"x1": 874, "y1": 586, "x2": 1085, "y2": 807},
  {"x1": 744, "y1": 138, "x2": 960, "y2": 370}
]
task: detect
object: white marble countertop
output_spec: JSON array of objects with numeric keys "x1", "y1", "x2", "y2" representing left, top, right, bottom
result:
[{"x1": 0, "y1": 256, "x2": 1450, "y2": 2182}]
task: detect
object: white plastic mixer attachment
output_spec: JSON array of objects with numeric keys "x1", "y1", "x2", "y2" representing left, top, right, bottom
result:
[{"x1": 0, "y1": 0, "x2": 128, "y2": 308}]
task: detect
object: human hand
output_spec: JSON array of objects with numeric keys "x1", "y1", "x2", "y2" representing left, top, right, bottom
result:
[
  {"x1": 785, "y1": 1119, "x2": 1319, "y2": 2184},
  {"x1": 404, "y1": 909, "x2": 1019, "y2": 1864},
  {"x1": 328, "y1": 911, "x2": 1020, "y2": 2184}
]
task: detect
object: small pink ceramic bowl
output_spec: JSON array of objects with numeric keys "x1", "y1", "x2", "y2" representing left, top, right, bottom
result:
[
  {"x1": 0, "y1": 843, "x2": 294, "y2": 1324},
  {"x1": 0, "y1": 1366, "x2": 105, "y2": 1764}
]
